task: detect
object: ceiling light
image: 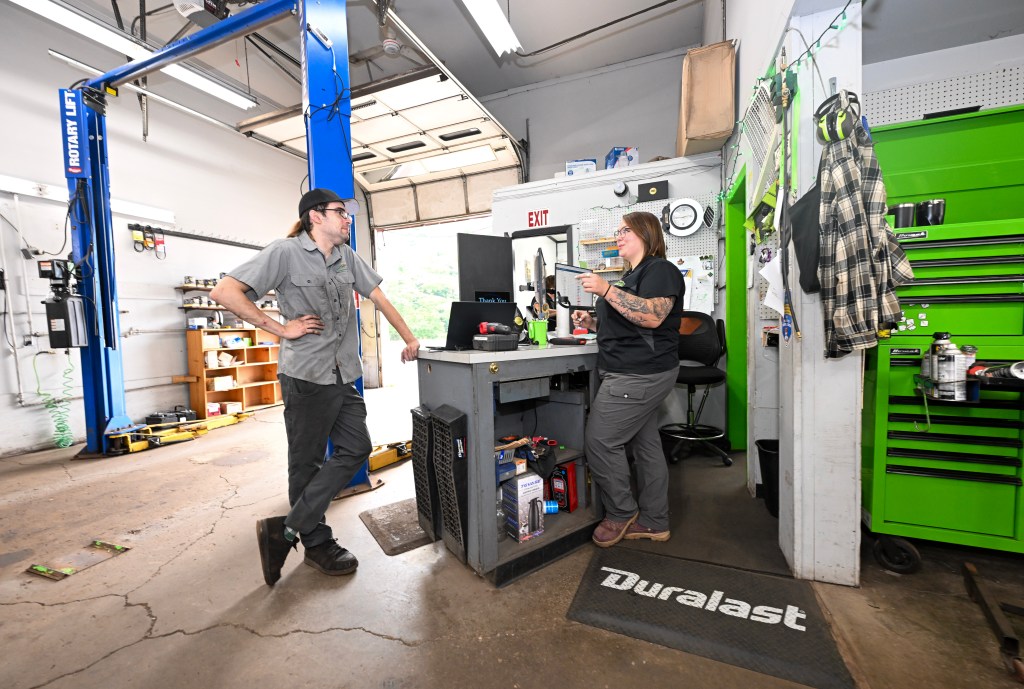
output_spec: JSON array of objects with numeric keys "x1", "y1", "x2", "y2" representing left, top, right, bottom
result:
[
  {"x1": 458, "y1": 0, "x2": 521, "y2": 57},
  {"x1": 10, "y1": 0, "x2": 257, "y2": 109}
]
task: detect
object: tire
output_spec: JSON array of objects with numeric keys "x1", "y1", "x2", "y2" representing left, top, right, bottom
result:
[{"x1": 873, "y1": 536, "x2": 922, "y2": 574}]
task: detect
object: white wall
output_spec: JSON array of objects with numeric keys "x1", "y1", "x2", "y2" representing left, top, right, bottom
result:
[
  {"x1": 0, "y1": 7, "x2": 312, "y2": 456},
  {"x1": 480, "y1": 48, "x2": 690, "y2": 182}
]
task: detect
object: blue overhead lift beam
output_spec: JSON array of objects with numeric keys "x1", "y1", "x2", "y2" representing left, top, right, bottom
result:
[{"x1": 59, "y1": 1, "x2": 365, "y2": 468}]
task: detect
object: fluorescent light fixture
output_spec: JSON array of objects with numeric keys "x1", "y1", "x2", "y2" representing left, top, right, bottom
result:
[
  {"x1": 0, "y1": 174, "x2": 176, "y2": 224},
  {"x1": 48, "y1": 50, "x2": 235, "y2": 131},
  {"x1": 9, "y1": 0, "x2": 257, "y2": 109},
  {"x1": 459, "y1": 0, "x2": 521, "y2": 57}
]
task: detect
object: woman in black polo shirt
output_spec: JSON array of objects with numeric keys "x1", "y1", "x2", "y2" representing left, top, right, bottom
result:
[{"x1": 572, "y1": 211, "x2": 684, "y2": 547}]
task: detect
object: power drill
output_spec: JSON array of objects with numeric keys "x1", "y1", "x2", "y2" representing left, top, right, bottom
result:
[{"x1": 478, "y1": 322, "x2": 511, "y2": 334}]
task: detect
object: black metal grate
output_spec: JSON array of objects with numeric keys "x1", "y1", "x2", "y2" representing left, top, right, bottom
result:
[
  {"x1": 411, "y1": 406, "x2": 441, "y2": 541},
  {"x1": 431, "y1": 404, "x2": 469, "y2": 563}
]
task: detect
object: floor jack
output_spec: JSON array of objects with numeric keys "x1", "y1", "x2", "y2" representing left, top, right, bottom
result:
[
  {"x1": 963, "y1": 562, "x2": 1024, "y2": 682},
  {"x1": 368, "y1": 441, "x2": 412, "y2": 472},
  {"x1": 103, "y1": 413, "x2": 253, "y2": 455}
]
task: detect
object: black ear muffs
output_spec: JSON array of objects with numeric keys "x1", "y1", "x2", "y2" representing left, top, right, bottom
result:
[{"x1": 814, "y1": 91, "x2": 861, "y2": 144}]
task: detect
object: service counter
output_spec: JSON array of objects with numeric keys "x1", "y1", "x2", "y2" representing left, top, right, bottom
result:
[{"x1": 417, "y1": 342, "x2": 602, "y2": 584}]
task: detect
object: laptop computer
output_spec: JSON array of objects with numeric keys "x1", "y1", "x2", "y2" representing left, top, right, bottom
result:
[{"x1": 433, "y1": 301, "x2": 518, "y2": 351}]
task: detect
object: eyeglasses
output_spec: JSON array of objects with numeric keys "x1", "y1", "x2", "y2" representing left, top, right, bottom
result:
[
  {"x1": 614, "y1": 227, "x2": 632, "y2": 238},
  {"x1": 321, "y1": 207, "x2": 350, "y2": 219}
]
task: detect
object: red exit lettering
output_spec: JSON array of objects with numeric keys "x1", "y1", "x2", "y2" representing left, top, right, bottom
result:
[{"x1": 527, "y1": 209, "x2": 549, "y2": 227}]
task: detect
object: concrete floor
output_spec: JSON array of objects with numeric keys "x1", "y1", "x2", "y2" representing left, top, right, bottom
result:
[{"x1": 2, "y1": 393, "x2": 1022, "y2": 689}]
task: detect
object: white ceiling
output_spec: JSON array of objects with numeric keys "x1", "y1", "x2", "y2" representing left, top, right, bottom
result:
[{"x1": 51, "y1": 0, "x2": 1024, "y2": 125}]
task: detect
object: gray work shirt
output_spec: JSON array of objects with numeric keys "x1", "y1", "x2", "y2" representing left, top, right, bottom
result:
[{"x1": 229, "y1": 231, "x2": 382, "y2": 385}]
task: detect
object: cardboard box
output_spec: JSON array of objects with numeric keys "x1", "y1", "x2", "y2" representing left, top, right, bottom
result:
[
  {"x1": 206, "y1": 375, "x2": 234, "y2": 391},
  {"x1": 565, "y1": 159, "x2": 597, "y2": 177},
  {"x1": 676, "y1": 40, "x2": 736, "y2": 157},
  {"x1": 187, "y1": 317, "x2": 207, "y2": 330},
  {"x1": 206, "y1": 402, "x2": 221, "y2": 416},
  {"x1": 501, "y1": 471, "x2": 544, "y2": 542},
  {"x1": 205, "y1": 351, "x2": 218, "y2": 368},
  {"x1": 202, "y1": 335, "x2": 222, "y2": 349},
  {"x1": 217, "y1": 352, "x2": 236, "y2": 367},
  {"x1": 220, "y1": 401, "x2": 242, "y2": 415},
  {"x1": 604, "y1": 147, "x2": 638, "y2": 169}
]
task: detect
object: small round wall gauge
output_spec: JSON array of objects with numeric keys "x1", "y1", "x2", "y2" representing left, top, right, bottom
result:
[
  {"x1": 666, "y1": 198, "x2": 704, "y2": 237},
  {"x1": 612, "y1": 181, "x2": 629, "y2": 197}
]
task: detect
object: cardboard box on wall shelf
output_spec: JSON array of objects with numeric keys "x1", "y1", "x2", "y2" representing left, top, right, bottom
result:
[
  {"x1": 676, "y1": 40, "x2": 736, "y2": 157},
  {"x1": 565, "y1": 159, "x2": 597, "y2": 176},
  {"x1": 604, "y1": 147, "x2": 638, "y2": 169},
  {"x1": 206, "y1": 375, "x2": 234, "y2": 391}
]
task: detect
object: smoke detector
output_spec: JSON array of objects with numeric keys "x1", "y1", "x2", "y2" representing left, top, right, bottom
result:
[{"x1": 173, "y1": 0, "x2": 228, "y2": 28}]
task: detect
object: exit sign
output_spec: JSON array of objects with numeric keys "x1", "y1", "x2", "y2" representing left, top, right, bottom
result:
[{"x1": 527, "y1": 209, "x2": 550, "y2": 227}]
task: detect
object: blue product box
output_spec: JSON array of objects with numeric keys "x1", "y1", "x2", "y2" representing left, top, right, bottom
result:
[{"x1": 604, "y1": 147, "x2": 638, "y2": 169}]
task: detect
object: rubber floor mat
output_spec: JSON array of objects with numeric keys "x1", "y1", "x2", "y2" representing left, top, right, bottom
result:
[
  {"x1": 359, "y1": 498, "x2": 433, "y2": 556},
  {"x1": 568, "y1": 547, "x2": 854, "y2": 689}
]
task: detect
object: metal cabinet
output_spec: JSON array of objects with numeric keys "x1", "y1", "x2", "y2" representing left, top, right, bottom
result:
[{"x1": 416, "y1": 346, "x2": 601, "y2": 584}]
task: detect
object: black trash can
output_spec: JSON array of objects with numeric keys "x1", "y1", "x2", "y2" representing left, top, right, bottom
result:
[{"x1": 755, "y1": 439, "x2": 779, "y2": 518}]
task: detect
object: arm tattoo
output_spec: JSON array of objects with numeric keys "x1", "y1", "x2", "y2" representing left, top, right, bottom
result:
[{"x1": 607, "y1": 288, "x2": 675, "y2": 328}]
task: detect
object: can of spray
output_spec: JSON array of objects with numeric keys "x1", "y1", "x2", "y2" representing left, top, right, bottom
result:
[
  {"x1": 960, "y1": 345, "x2": 977, "y2": 371},
  {"x1": 977, "y1": 362, "x2": 1024, "y2": 379}
]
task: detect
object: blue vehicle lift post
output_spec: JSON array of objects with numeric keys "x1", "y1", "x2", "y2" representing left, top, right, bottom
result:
[{"x1": 60, "y1": 0, "x2": 366, "y2": 473}]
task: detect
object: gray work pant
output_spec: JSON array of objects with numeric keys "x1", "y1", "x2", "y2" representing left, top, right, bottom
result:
[
  {"x1": 585, "y1": 368, "x2": 678, "y2": 531},
  {"x1": 279, "y1": 372, "x2": 372, "y2": 548}
]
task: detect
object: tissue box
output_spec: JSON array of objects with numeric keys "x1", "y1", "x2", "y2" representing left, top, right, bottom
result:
[
  {"x1": 565, "y1": 159, "x2": 597, "y2": 176},
  {"x1": 604, "y1": 147, "x2": 638, "y2": 169},
  {"x1": 206, "y1": 375, "x2": 234, "y2": 391},
  {"x1": 220, "y1": 402, "x2": 242, "y2": 415}
]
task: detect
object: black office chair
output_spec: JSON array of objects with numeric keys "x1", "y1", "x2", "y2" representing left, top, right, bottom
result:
[{"x1": 659, "y1": 311, "x2": 732, "y2": 466}]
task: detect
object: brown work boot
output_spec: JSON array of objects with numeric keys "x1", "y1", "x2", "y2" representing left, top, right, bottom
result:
[
  {"x1": 592, "y1": 513, "x2": 638, "y2": 547},
  {"x1": 623, "y1": 521, "x2": 671, "y2": 542}
]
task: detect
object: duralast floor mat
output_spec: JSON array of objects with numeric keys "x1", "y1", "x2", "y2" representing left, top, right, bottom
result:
[
  {"x1": 568, "y1": 547, "x2": 855, "y2": 689},
  {"x1": 359, "y1": 498, "x2": 434, "y2": 556}
]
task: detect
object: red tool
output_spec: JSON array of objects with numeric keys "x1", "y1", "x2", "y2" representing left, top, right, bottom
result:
[{"x1": 478, "y1": 322, "x2": 511, "y2": 334}]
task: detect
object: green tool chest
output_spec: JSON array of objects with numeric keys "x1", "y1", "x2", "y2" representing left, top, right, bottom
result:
[
  {"x1": 863, "y1": 337, "x2": 1024, "y2": 552},
  {"x1": 861, "y1": 106, "x2": 1024, "y2": 567}
]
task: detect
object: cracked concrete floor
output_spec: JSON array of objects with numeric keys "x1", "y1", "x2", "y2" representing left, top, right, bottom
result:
[{"x1": 2, "y1": 396, "x2": 1023, "y2": 689}]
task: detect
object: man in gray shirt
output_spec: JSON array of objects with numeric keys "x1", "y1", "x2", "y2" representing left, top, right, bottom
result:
[{"x1": 211, "y1": 188, "x2": 419, "y2": 585}]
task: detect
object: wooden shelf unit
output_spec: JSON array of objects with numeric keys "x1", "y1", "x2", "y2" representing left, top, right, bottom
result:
[{"x1": 186, "y1": 327, "x2": 282, "y2": 418}]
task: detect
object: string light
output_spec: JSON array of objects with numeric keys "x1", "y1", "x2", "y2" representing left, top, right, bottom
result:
[{"x1": 714, "y1": 0, "x2": 855, "y2": 205}]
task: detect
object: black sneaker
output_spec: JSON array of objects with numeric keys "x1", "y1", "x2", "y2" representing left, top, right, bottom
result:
[
  {"x1": 303, "y1": 539, "x2": 358, "y2": 576},
  {"x1": 257, "y1": 516, "x2": 296, "y2": 586}
]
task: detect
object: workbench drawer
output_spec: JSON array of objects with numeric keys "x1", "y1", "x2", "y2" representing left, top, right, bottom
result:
[{"x1": 883, "y1": 465, "x2": 1020, "y2": 536}]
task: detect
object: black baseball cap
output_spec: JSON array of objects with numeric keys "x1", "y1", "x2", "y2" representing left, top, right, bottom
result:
[{"x1": 298, "y1": 188, "x2": 359, "y2": 217}]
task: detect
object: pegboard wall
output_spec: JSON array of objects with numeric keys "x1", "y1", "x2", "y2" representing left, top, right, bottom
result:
[
  {"x1": 864, "y1": 66, "x2": 1024, "y2": 126},
  {"x1": 574, "y1": 192, "x2": 719, "y2": 283}
]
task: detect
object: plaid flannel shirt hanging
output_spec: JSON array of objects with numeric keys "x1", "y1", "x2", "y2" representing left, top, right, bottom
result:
[{"x1": 818, "y1": 124, "x2": 914, "y2": 358}]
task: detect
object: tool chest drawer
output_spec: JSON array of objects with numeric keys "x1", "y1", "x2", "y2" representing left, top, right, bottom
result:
[{"x1": 883, "y1": 466, "x2": 1019, "y2": 536}]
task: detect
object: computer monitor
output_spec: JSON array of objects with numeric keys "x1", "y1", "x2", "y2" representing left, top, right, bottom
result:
[
  {"x1": 554, "y1": 263, "x2": 596, "y2": 310},
  {"x1": 474, "y1": 291, "x2": 512, "y2": 303}
]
